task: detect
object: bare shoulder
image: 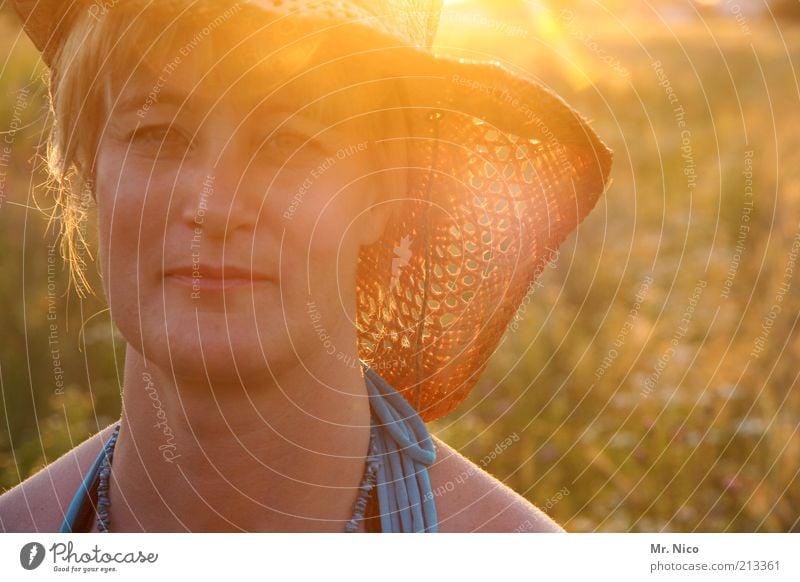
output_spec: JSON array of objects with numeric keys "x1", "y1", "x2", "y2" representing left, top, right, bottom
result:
[
  {"x1": 0, "y1": 423, "x2": 118, "y2": 532},
  {"x1": 428, "y1": 435, "x2": 565, "y2": 533}
]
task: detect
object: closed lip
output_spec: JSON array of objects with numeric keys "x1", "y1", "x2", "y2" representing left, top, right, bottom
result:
[{"x1": 163, "y1": 264, "x2": 272, "y2": 284}]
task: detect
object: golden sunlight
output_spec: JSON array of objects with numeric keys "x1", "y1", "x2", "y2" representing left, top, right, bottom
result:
[{"x1": 437, "y1": 0, "x2": 597, "y2": 90}]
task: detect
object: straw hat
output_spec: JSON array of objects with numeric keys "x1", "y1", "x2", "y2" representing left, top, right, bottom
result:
[{"x1": 14, "y1": 0, "x2": 613, "y2": 421}]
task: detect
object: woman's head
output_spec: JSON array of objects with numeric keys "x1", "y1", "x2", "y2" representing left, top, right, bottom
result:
[{"x1": 48, "y1": 0, "x2": 412, "y2": 380}]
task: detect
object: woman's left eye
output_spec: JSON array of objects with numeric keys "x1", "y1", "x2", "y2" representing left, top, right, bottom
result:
[
  {"x1": 274, "y1": 132, "x2": 306, "y2": 151},
  {"x1": 259, "y1": 130, "x2": 324, "y2": 158}
]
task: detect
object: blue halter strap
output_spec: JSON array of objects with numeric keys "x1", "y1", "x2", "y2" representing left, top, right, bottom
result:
[
  {"x1": 60, "y1": 424, "x2": 119, "y2": 533},
  {"x1": 59, "y1": 366, "x2": 438, "y2": 533},
  {"x1": 364, "y1": 366, "x2": 438, "y2": 532}
]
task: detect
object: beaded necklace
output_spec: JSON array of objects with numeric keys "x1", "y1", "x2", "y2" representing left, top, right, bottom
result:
[
  {"x1": 91, "y1": 418, "x2": 380, "y2": 532},
  {"x1": 60, "y1": 365, "x2": 438, "y2": 533}
]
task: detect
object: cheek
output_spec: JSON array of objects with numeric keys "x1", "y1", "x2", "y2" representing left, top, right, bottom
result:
[
  {"x1": 276, "y1": 153, "x2": 372, "y2": 283},
  {"x1": 278, "y1": 195, "x2": 358, "y2": 309},
  {"x1": 94, "y1": 151, "x2": 180, "y2": 297},
  {"x1": 95, "y1": 155, "x2": 141, "y2": 295}
]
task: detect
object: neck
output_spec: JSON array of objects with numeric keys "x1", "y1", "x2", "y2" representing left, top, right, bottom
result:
[{"x1": 108, "y1": 344, "x2": 371, "y2": 532}]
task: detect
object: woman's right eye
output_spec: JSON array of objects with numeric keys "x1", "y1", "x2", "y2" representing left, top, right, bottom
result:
[{"x1": 126, "y1": 124, "x2": 192, "y2": 156}]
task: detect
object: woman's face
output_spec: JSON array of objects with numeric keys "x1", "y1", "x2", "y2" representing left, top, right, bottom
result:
[{"x1": 94, "y1": 45, "x2": 400, "y2": 383}]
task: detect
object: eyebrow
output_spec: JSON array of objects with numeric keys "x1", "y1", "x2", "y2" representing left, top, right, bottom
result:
[
  {"x1": 114, "y1": 86, "x2": 197, "y2": 115},
  {"x1": 115, "y1": 87, "x2": 325, "y2": 123},
  {"x1": 113, "y1": 85, "x2": 297, "y2": 117}
]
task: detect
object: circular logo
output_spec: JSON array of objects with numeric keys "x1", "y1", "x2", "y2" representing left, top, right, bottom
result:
[{"x1": 19, "y1": 542, "x2": 46, "y2": 570}]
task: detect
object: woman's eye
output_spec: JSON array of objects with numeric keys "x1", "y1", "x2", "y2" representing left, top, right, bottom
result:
[
  {"x1": 260, "y1": 130, "x2": 324, "y2": 158},
  {"x1": 274, "y1": 132, "x2": 306, "y2": 151},
  {"x1": 127, "y1": 125, "x2": 192, "y2": 156}
]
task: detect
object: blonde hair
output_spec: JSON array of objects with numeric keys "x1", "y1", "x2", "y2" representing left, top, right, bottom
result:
[{"x1": 46, "y1": 0, "x2": 409, "y2": 297}]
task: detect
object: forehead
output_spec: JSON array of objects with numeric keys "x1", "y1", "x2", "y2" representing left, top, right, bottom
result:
[
  {"x1": 99, "y1": 3, "x2": 399, "y2": 117},
  {"x1": 110, "y1": 27, "x2": 322, "y2": 109}
]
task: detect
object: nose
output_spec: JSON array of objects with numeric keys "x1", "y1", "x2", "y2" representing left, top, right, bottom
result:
[{"x1": 181, "y1": 152, "x2": 259, "y2": 240}]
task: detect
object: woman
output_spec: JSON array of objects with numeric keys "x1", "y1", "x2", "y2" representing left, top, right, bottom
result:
[{"x1": 1, "y1": 0, "x2": 611, "y2": 532}]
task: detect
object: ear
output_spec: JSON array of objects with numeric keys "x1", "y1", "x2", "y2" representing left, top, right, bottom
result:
[
  {"x1": 74, "y1": 157, "x2": 97, "y2": 202},
  {"x1": 357, "y1": 199, "x2": 395, "y2": 247}
]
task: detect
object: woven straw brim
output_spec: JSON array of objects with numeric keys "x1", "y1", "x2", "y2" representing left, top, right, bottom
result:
[{"x1": 352, "y1": 51, "x2": 612, "y2": 421}]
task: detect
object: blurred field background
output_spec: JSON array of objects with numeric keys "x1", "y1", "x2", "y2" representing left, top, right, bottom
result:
[{"x1": 1, "y1": 0, "x2": 799, "y2": 532}]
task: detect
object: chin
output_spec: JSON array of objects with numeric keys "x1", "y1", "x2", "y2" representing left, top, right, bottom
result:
[
  {"x1": 144, "y1": 332, "x2": 275, "y2": 385},
  {"x1": 118, "y1": 307, "x2": 263, "y2": 377},
  {"x1": 117, "y1": 290, "x2": 325, "y2": 383}
]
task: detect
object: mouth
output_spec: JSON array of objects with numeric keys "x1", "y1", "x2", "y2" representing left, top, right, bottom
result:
[{"x1": 163, "y1": 264, "x2": 272, "y2": 292}]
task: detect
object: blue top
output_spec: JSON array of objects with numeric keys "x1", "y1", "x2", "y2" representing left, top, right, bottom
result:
[{"x1": 60, "y1": 366, "x2": 438, "y2": 533}]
